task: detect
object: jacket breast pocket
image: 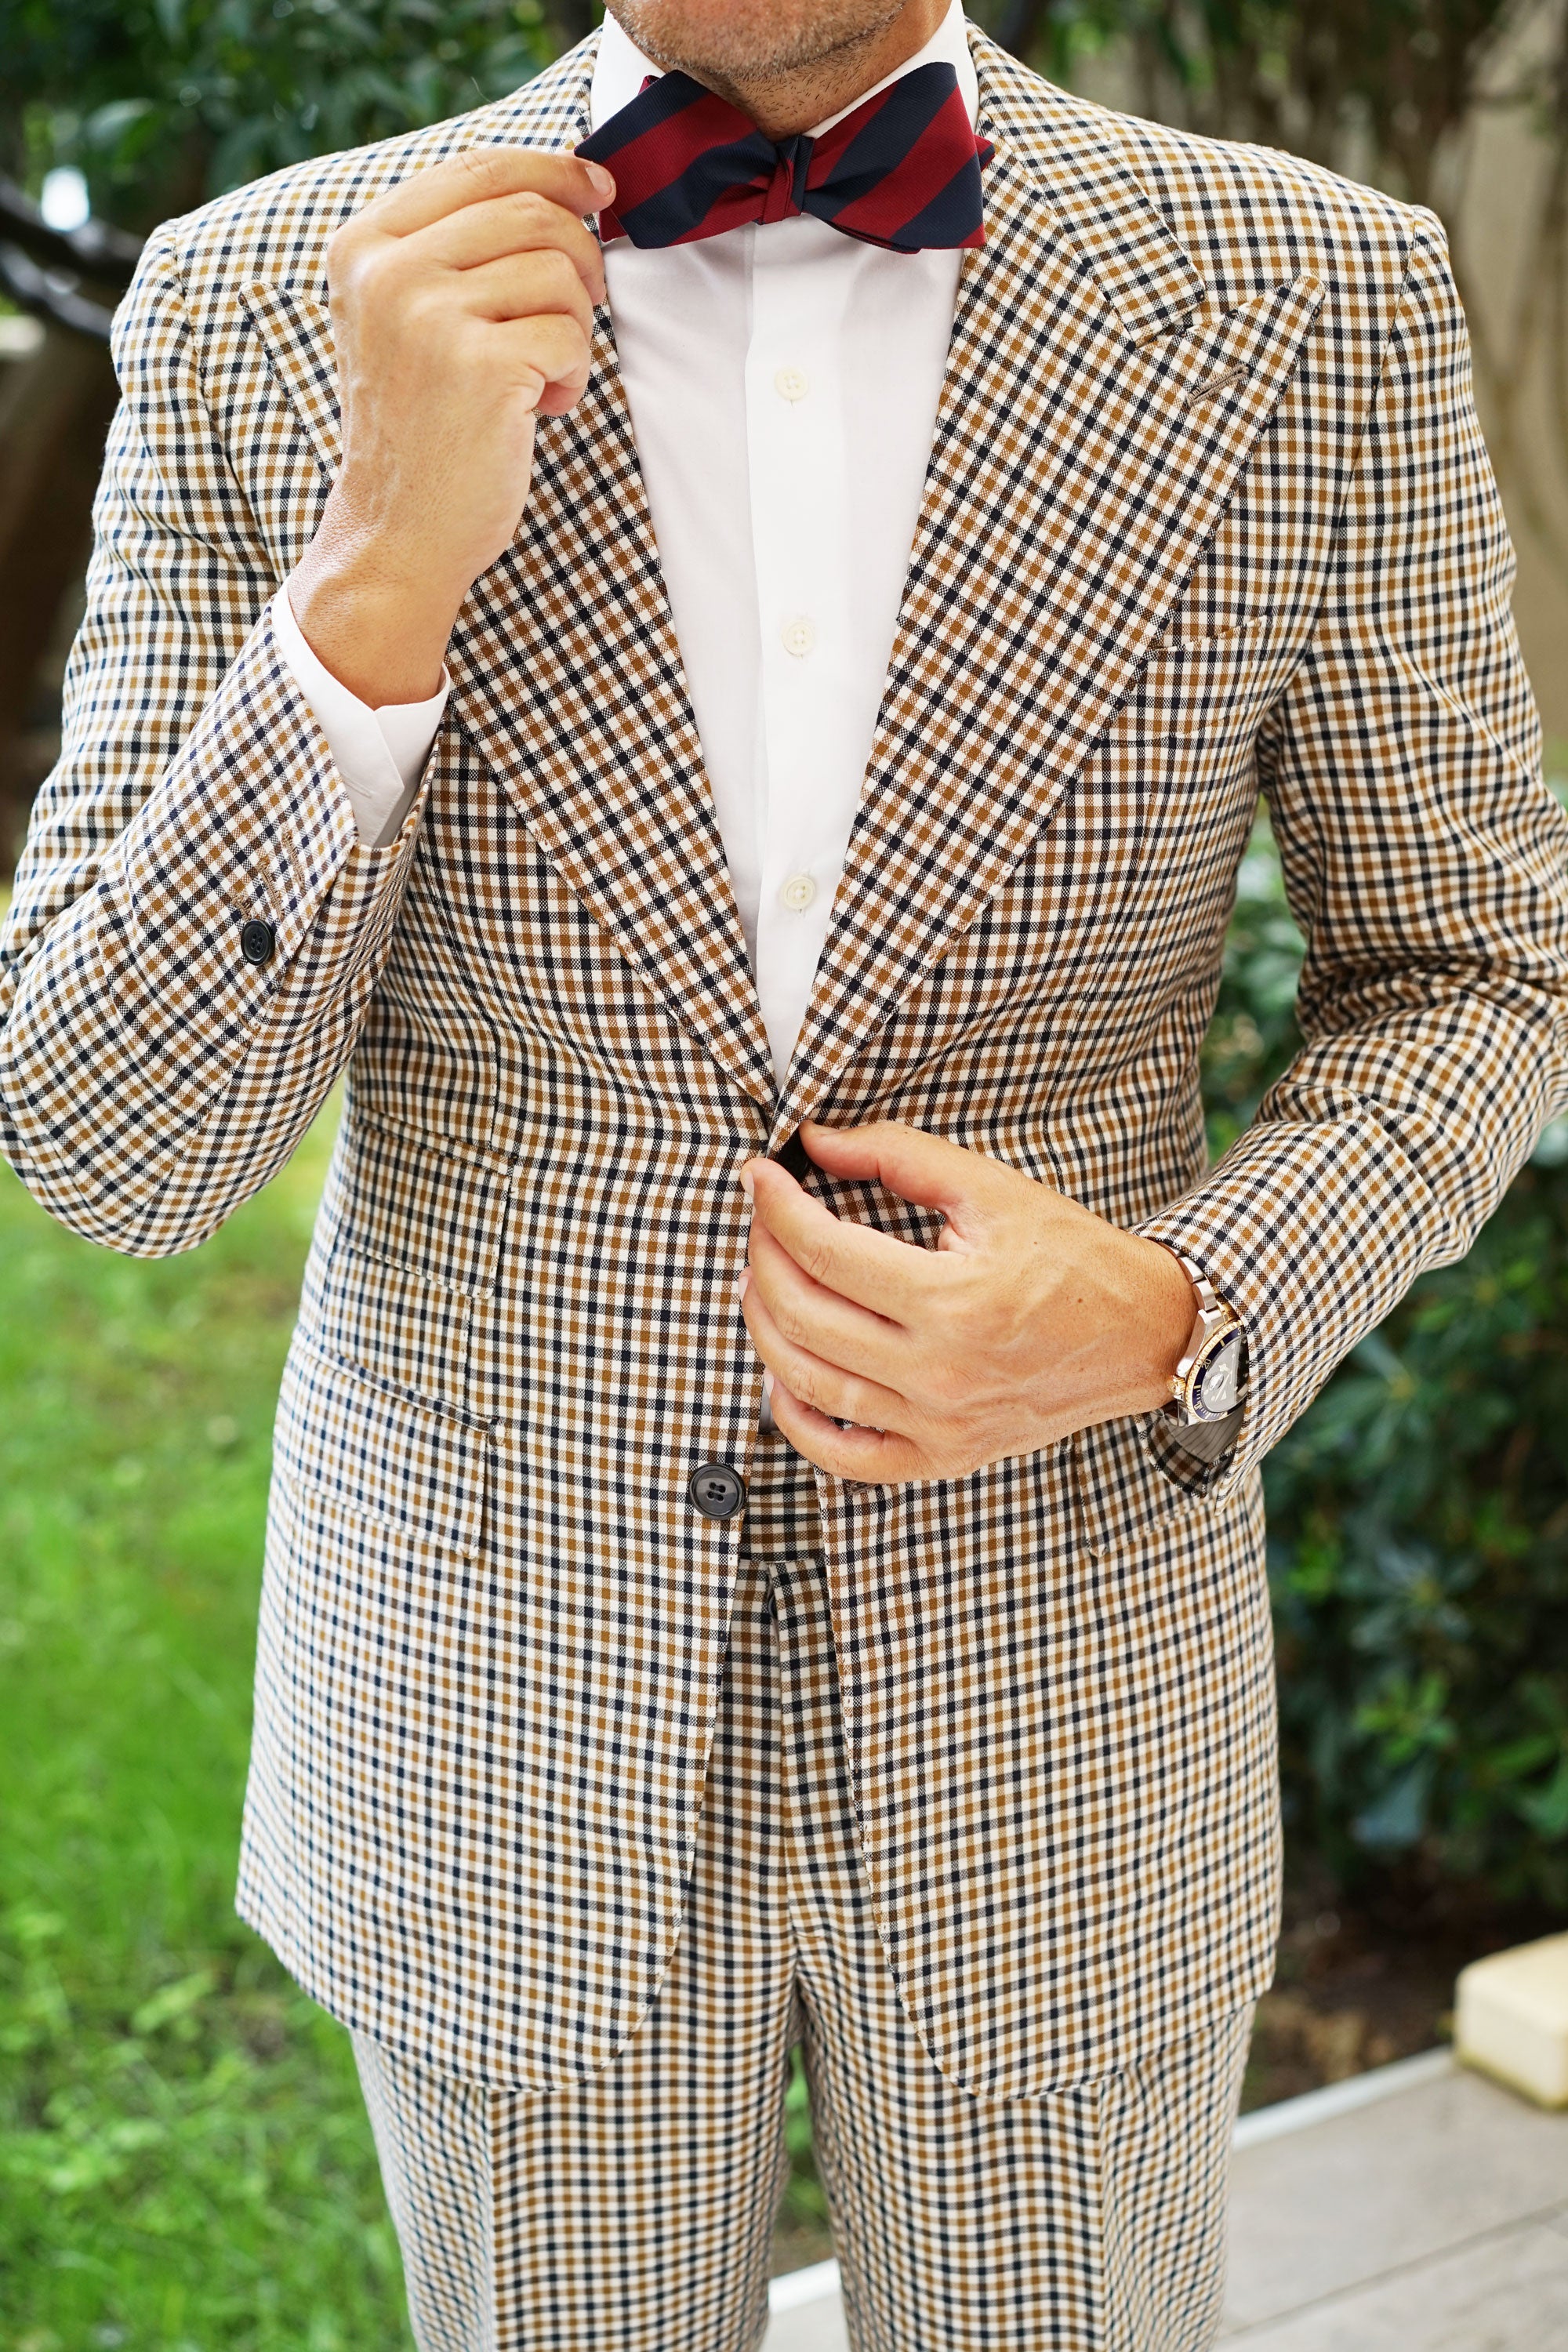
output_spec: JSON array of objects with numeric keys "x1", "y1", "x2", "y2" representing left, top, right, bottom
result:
[
  {"x1": 299, "y1": 1113, "x2": 512, "y2": 1426},
  {"x1": 1130, "y1": 618, "x2": 1281, "y2": 752}
]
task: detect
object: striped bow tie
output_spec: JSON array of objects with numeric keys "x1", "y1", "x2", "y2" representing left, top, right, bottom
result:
[{"x1": 577, "y1": 59, "x2": 991, "y2": 254}]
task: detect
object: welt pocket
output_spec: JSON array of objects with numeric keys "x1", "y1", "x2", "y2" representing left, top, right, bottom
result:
[{"x1": 1149, "y1": 615, "x2": 1271, "y2": 656}]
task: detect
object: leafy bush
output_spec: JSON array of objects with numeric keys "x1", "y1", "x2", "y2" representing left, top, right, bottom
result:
[
  {"x1": 1212, "y1": 806, "x2": 1568, "y2": 1909},
  {"x1": 0, "y1": 0, "x2": 554, "y2": 229}
]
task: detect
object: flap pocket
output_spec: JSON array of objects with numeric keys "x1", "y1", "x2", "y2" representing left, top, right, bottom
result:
[
  {"x1": 1127, "y1": 626, "x2": 1281, "y2": 746},
  {"x1": 275, "y1": 1339, "x2": 486, "y2": 1556}
]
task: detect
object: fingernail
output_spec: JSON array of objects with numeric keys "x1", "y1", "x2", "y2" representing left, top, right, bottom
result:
[
  {"x1": 740, "y1": 1164, "x2": 755, "y2": 1199},
  {"x1": 762, "y1": 1370, "x2": 775, "y2": 1400},
  {"x1": 584, "y1": 161, "x2": 616, "y2": 200},
  {"x1": 737, "y1": 1268, "x2": 751, "y2": 1298}
]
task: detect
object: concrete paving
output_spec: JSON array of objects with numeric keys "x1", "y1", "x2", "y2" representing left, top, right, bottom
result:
[{"x1": 763, "y1": 2049, "x2": 1568, "y2": 2351}]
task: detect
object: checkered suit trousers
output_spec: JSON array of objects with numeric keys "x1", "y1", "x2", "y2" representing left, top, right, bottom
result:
[{"x1": 355, "y1": 1542, "x2": 1251, "y2": 2352}]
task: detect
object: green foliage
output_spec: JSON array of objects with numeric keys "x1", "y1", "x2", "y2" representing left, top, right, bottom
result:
[
  {"x1": 0, "y1": 1112, "x2": 416, "y2": 2344},
  {"x1": 1210, "y1": 804, "x2": 1568, "y2": 1909},
  {"x1": 0, "y1": 0, "x2": 554, "y2": 228},
  {"x1": 781, "y1": 2049, "x2": 829, "y2": 2237}
]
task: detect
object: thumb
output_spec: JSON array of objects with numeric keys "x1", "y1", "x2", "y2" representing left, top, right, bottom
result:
[{"x1": 800, "y1": 1120, "x2": 1007, "y2": 1237}]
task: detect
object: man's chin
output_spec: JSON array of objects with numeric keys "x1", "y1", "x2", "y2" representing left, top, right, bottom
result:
[{"x1": 602, "y1": 0, "x2": 906, "y2": 89}]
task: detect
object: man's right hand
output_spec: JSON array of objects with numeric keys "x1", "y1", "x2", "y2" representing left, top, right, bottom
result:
[{"x1": 289, "y1": 147, "x2": 615, "y2": 708}]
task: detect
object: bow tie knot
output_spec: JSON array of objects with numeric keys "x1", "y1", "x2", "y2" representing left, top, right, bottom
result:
[
  {"x1": 758, "y1": 136, "x2": 811, "y2": 227},
  {"x1": 578, "y1": 59, "x2": 990, "y2": 256}
]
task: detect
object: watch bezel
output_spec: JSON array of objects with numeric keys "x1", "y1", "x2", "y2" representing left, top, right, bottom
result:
[{"x1": 1187, "y1": 1324, "x2": 1246, "y2": 1421}]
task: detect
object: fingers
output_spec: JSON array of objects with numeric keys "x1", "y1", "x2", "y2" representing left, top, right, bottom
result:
[
  {"x1": 488, "y1": 313, "x2": 594, "y2": 413},
  {"x1": 761, "y1": 1377, "x2": 927, "y2": 1484},
  {"x1": 459, "y1": 249, "x2": 597, "y2": 341},
  {"x1": 353, "y1": 146, "x2": 614, "y2": 240},
  {"x1": 744, "y1": 1158, "x2": 932, "y2": 1316},
  {"x1": 744, "y1": 1220, "x2": 906, "y2": 1385},
  {"x1": 800, "y1": 1119, "x2": 1018, "y2": 1237},
  {"x1": 422, "y1": 190, "x2": 608, "y2": 302},
  {"x1": 739, "y1": 1261, "x2": 912, "y2": 1436}
]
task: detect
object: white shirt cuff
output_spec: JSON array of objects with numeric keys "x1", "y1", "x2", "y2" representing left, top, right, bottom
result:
[{"x1": 270, "y1": 579, "x2": 448, "y2": 849}]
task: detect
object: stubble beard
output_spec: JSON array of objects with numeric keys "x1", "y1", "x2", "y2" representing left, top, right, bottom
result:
[{"x1": 603, "y1": 0, "x2": 913, "y2": 100}]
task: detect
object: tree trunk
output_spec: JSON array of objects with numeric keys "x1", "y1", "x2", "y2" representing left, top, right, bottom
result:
[
  {"x1": 548, "y1": 2, "x2": 597, "y2": 50},
  {"x1": 0, "y1": 327, "x2": 118, "y2": 867}
]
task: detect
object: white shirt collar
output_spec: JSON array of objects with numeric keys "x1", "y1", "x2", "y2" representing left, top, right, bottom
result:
[{"x1": 589, "y1": 2, "x2": 978, "y2": 137}]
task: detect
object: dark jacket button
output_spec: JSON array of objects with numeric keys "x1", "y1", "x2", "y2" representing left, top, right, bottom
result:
[
  {"x1": 688, "y1": 1462, "x2": 746, "y2": 1521},
  {"x1": 240, "y1": 919, "x2": 277, "y2": 966}
]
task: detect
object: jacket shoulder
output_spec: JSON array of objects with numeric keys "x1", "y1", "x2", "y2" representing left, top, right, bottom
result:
[
  {"x1": 975, "y1": 31, "x2": 1434, "y2": 312},
  {"x1": 1114, "y1": 107, "x2": 1433, "y2": 304}
]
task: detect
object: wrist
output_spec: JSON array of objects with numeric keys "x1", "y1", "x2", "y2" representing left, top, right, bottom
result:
[
  {"x1": 1134, "y1": 1236, "x2": 1203, "y2": 1403},
  {"x1": 1069, "y1": 1233, "x2": 1199, "y2": 1428},
  {"x1": 291, "y1": 485, "x2": 463, "y2": 706}
]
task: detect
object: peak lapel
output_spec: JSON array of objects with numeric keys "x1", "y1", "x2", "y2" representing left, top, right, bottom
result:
[
  {"x1": 445, "y1": 320, "x2": 775, "y2": 1106},
  {"x1": 441, "y1": 52, "x2": 775, "y2": 1105},
  {"x1": 238, "y1": 281, "x2": 340, "y2": 477},
  {"x1": 776, "y1": 36, "x2": 1323, "y2": 1137},
  {"x1": 239, "y1": 42, "x2": 775, "y2": 1109}
]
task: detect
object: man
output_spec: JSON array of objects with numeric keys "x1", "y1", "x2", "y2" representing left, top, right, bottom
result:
[{"x1": 2, "y1": 0, "x2": 1564, "y2": 2342}]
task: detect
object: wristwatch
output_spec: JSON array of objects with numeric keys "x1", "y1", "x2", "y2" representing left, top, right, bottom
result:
[{"x1": 1163, "y1": 1253, "x2": 1248, "y2": 1426}]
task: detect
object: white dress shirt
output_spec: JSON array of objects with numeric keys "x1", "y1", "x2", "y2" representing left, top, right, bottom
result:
[{"x1": 274, "y1": 2, "x2": 976, "y2": 1081}]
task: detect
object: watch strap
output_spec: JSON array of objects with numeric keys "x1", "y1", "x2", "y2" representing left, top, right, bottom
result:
[{"x1": 1162, "y1": 1250, "x2": 1245, "y2": 1426}]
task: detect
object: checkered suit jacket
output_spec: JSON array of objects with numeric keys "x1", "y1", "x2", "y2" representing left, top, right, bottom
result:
[{"x1": 4, "y1": 26, "x2": 1566, "y2": 2097}]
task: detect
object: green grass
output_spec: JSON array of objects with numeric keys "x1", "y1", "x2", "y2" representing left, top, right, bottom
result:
[
  {"x1": 0, "y1": 1108, "x2": 417, "y2": 2350},
  {"x1": 0, "y1": 1106, "x2": 832, "y2": 2341}
]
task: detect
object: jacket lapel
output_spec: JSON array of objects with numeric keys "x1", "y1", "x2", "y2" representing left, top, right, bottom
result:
[
  {"x1": 445, "y1": 327, "x2": 775, "y2": 1106},
  {"x1": 238, "y1": 32, "x2": 1323, "y2": 1127},
  {"x1": 238, "y1": 43, "x2": 775, "y2": 1109},
  {"x1": 775, "y1": 33, "x2": 1323, "y2": 1138},
  {"x1": 238, "y1": 281, "x2": 341, "y2": 480}
]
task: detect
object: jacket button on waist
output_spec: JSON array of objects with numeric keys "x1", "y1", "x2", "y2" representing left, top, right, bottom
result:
[
  {"x1": 240, "y1": 919, "x2": 277, "y2": 966},
  {"x1": 688, "y1": 1462, "x2": 746, "y2": 1521}
]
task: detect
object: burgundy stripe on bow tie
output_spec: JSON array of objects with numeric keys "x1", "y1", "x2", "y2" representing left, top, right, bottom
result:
[{"x1": 577, "y1": 59, "x2": 991, "y2": 254}]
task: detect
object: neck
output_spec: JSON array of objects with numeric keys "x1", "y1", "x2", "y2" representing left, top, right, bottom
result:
[{"x1": 619, "y1": 1, "x2": 952, "y2": 141}]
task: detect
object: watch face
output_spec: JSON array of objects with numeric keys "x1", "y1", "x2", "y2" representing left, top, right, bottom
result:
[{"x1": 1196, "y1": 1334, "x2": 1243, "y2": 1417}]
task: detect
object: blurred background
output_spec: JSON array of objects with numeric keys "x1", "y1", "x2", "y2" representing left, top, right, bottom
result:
[{"x1": 2, "y1": 2, "x2": 1567, "y2": 2344}]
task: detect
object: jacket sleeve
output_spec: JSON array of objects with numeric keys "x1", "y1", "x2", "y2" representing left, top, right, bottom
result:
[
  {"x1": 0, "y1": 227, "x2": 429, "y2": 1256},
  {"x1": 1138, "y1": 215, "x2": 1568, "y2": 1496}
]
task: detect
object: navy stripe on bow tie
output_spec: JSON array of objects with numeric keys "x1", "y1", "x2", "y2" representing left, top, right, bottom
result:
[{"x1": 578, "y1": 60, "x2": 990, "y2": 254}]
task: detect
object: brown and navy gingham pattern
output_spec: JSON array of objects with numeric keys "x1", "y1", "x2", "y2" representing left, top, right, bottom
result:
[
  {"x1": 2, "y1": 26, "x2": 1566, "y2": 2094},
  {"x1": 355, "y1": 1552, "x2": 1251, "y2": 2352}
]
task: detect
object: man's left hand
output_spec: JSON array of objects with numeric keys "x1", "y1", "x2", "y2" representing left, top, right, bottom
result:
[{"x1": 740, "y1": 1121, "x2": 1198, "y2": 1483}]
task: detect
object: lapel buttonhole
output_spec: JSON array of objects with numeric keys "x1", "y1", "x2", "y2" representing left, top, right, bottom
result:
[{"x1": 1184, "y1": 361, "x2": 1252, "y2": 410}]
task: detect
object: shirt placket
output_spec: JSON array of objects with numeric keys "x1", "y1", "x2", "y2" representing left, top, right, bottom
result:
[{"x1": 745, "y1": 225, "x2": 858, "y2": 1083}]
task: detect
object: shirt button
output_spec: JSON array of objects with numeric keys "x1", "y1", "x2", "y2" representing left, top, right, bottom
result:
[
  {"x1": 774, "y1": 365, "x2": 809, "y2": 402},
  {"x1": 780, "y1": 616, "x2": 816, "y2": 659},
  {"x1": 239, "y1": 919, "x2": 276, "y2": 966},
  {"x1": 779, "y1": 873, "x2": 817, "y2": 913}
]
